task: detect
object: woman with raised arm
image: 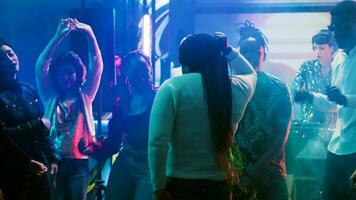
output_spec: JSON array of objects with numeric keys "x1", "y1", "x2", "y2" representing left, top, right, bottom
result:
[{"x1": 35, "y1": 18, "x2": 103, "y2": 200}]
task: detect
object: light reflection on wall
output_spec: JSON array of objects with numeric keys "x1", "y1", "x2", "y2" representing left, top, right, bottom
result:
[{"x1": 195, "y1": 12, "x2": 330, "y2": 85}]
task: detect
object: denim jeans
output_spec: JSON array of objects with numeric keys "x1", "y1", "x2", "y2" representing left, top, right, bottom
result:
[
  {"x1": 105, "y1": 149, "x2": 153, "y2": 200},
  {"x1": 165, "y1": 178, "x2": 232, "y2": 200},
  {"x1": 52, "y1": 159, "x2": 89, "y2": 200}
]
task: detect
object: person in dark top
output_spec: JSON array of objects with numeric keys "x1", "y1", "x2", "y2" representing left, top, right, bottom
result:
[
  {"x1": 0, "y1": 38, "x2": 58, "y2": 200},
  {"x1": 83, "y1": 50, "x2": 156, "y2": 200},
  {"x1": 233, "y1": 21, "x2": 292, "y2": 200}
]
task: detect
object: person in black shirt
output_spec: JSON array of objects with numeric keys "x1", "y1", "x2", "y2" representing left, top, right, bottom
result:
[{"x1": 82, "y1": 50, "x2": 156, "y2": 200}]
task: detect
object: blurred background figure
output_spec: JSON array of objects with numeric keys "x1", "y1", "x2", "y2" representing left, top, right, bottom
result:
[
  {"x1": 289, "y1": 29, "x2": 340, "y2": 199},
  {"x1": 293, "y1": 1, "x2": 356, "y2": 199},
  {"x1": 0, "y1": 38, "x2": 58, "y2": 200},
  {"x1": 292, "y1": 29, "x2": 338, "y2": 131},
  {"x1": 85, "y1": 50, "x2": 156, "y2": 200},
  {"x1": 36, "y1": 18, "x2": 103, "y2": 200}
]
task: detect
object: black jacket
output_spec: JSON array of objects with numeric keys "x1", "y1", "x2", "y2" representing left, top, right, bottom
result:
[{"x1": 0, "y1": 81, "x2": 57, "y2": 174}]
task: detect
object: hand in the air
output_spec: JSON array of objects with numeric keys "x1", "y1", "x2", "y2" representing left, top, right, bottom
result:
[
  {"x1": 55, "y1": 18, "x2": 75, "y2": 38},
  {"x1": 72, "y1": 18, "x2": 93, "y2": 34}
]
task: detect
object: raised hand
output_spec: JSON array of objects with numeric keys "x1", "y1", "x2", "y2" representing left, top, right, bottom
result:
[
  {"x1": 55, "y1": 18, "x2": 75, "y2": 38},
  {"x1": 72, "y1": 18, "x2": 93, "y2": 33}
]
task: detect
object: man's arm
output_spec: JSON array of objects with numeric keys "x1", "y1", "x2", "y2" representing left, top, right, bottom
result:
[
  {"x1": 312, "y1": 92, "x2": 338, "y2": 112},
  {"x1": 227, "y1": 47, "x2": 256, "y2": 76}
]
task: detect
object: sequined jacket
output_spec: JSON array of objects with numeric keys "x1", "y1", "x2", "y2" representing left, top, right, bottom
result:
[
  {"x1": 0, "y1": 81, "x2": 57, "y2": 173},
  {"x1": 291, "y1": 59, "x2": 337, "y2": 128}
]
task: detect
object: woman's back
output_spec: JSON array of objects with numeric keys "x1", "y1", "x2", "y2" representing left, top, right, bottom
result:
[{"x1": 149, "y1": 71, "x2": 256, "y2": 182}]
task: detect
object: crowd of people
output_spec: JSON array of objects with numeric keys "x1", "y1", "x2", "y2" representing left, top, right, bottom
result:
[{"x1": 0, "y1": 0, "x2": 355, "y2": 200}]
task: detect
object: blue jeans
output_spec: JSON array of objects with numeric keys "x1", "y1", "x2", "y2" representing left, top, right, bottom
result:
[
  {"x1": 165, "y1": 178, "x2": 232, "y2": 200},
  {"x1": 53, "y1": 159, "x2": 89, "y2": 200},
  {"x1": 105, "y1": 149, "x2": 153, "y2": 200}
]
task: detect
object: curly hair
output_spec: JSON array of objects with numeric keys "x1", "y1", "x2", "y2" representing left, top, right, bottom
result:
[{"x1": 49, "y1": 51, "x2": 87, "y2": 91}]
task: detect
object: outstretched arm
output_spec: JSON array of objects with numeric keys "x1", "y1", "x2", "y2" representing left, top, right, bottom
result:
[
  {"x1": 73, "y1": 19, "x2": 103, "y2": 100},
  {"x1": 36, "y1": 18, "x2": 75, "y2": 102}
]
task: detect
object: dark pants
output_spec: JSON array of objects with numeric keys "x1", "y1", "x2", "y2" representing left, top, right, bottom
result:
[
  {"x1": 52, "y1": 159, "x2": 89, "y2": 200},
  {"x1": 0, "y1": 172, "x2": 51, "y2": 200},
  {"x1": 322, "y1": 152, "x2": 356, "y2": 200},
  {"x1": 165, "y1": 178, "x2": 232, "y2": 200},
  {"x1": 254, "y1": 174, "x2": 289, "y2": 200}
]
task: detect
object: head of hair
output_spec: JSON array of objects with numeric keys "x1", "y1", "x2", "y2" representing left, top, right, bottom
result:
[
  {"x1": 49, "y1": 51, "x2": 87, "y2": 92},
  {"x1": 116, "y1": 50, "x2": 154, "y2": 106},
  {"x1": 0, "y1": 37, "x2": 11, "y2": 49},
  {"x1": 179, "y1": 33, "x2": 233, "y2": 178},
  {"x1": 238, "y1": 21, "x2": 268, "y2": 56},
  {"x1": 121, "y1": 50, "x2": 152, "y2": 86},
  {"x1": 331, "y1": 0, "x2": 356, "y2": 24},
  {"x1": 237, "y1": 21, "x2": 268, "y2": 69},
  {"x1": 312, "y1": 29, "x2": 338, "y2": 51},
  {"x1": 0, "y1": 38, "x2": 11, "y2": 68}
]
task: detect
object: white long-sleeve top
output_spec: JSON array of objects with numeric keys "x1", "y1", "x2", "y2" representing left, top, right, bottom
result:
[
  {"x1": 148, "y1": 49, "x2": 257, "y2": 192},
  {"x1": 313, "y1": 46, "x2": 356, "y2": 155}
]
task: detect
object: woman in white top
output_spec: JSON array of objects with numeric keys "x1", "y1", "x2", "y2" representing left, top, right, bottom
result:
[{"x1": 148, "y1": 33, "x2": 257, "y2": 200}]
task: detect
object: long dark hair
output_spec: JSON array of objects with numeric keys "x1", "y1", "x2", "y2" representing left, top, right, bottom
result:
[{"x1": 179, "y1": 33, "x2": 233, "y2": 178}]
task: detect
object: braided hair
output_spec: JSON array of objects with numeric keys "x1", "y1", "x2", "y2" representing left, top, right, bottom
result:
[{"x1": 238, "y1": 20, "x2": 269, "y2": 69}]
